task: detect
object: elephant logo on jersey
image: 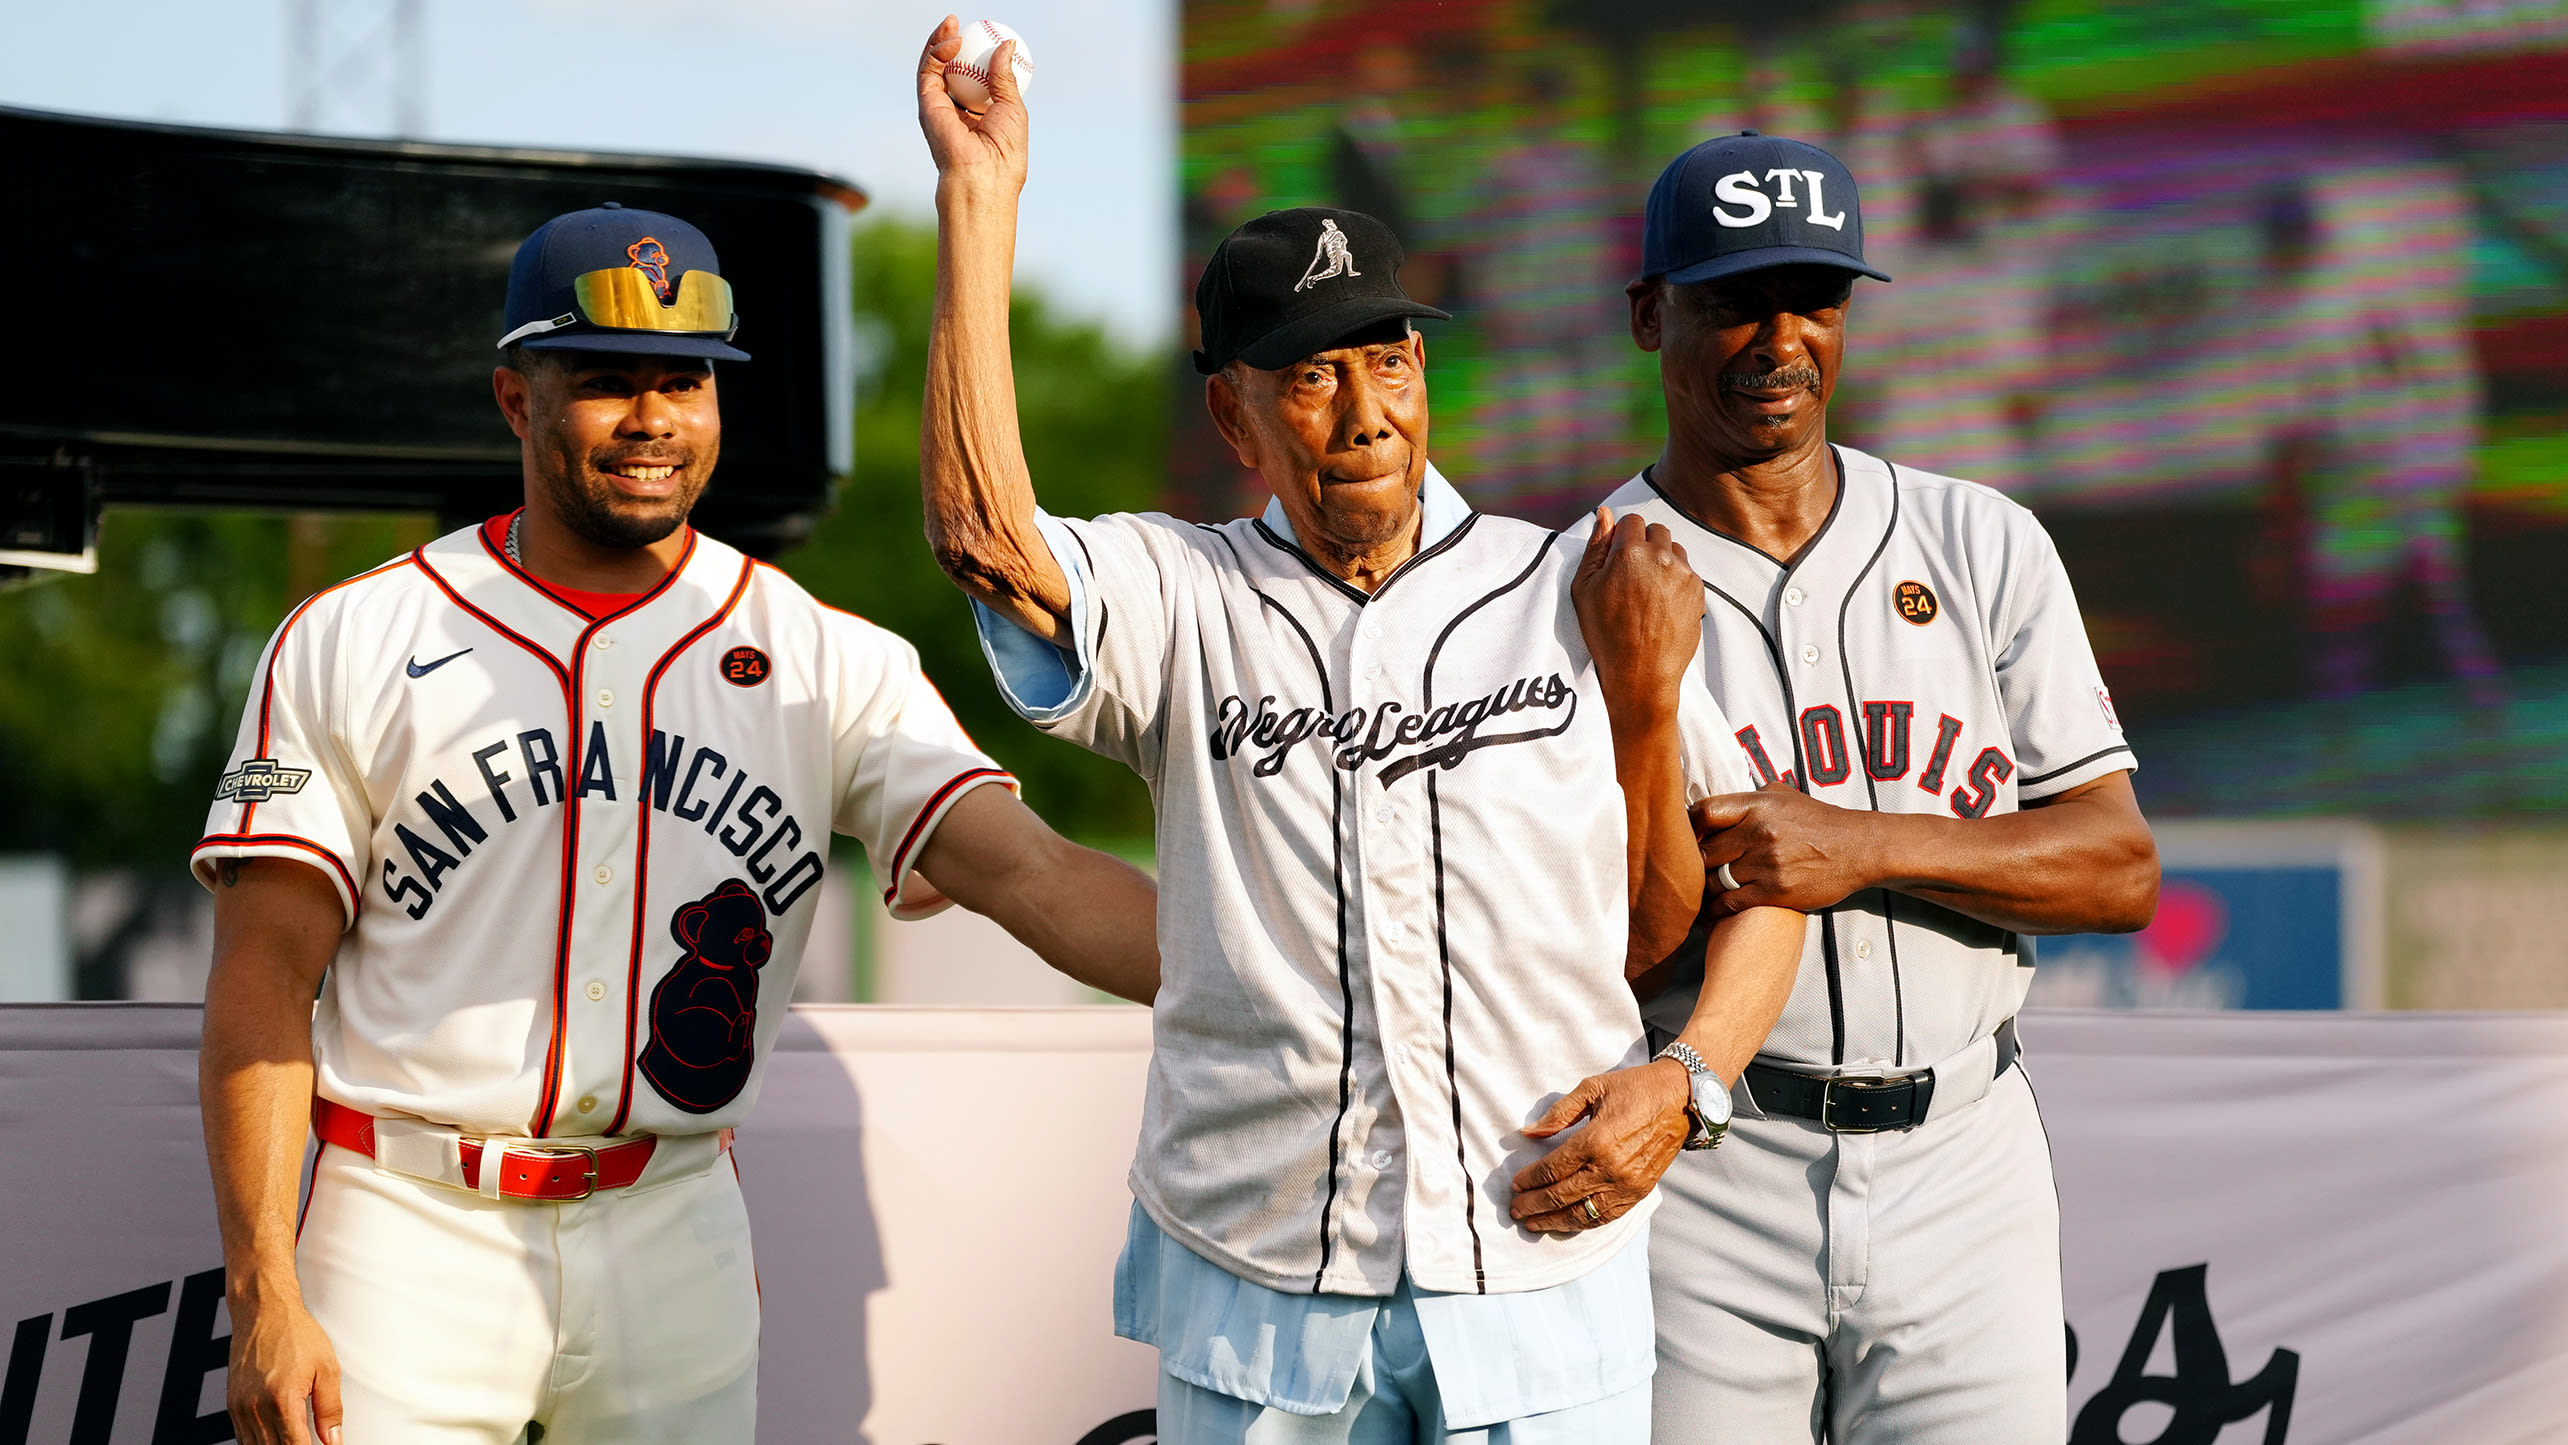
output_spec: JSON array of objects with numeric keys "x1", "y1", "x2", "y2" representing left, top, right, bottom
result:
[{"x1": 637, "y1": 880, "x2": 773, "y2": 1114}]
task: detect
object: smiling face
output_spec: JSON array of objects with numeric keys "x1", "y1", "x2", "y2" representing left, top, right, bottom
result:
[
  {"x1": 496, "y1": 349, "x2": 722, "y2": 550},
  {"x1": 1206, "y1": 327, "x2": 1429, "y2": 571},
  {"x1": 1631, "y1": 264, "x2": 1853, "y2": 467}
]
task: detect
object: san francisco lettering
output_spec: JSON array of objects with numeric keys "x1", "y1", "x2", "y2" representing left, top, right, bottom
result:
[
  {"x1": 1208, "y1": 672, "x2": 1576, "y2": 785},
  {"x1": 377, "y1": 728, "x2": 827, "y2": 921}
]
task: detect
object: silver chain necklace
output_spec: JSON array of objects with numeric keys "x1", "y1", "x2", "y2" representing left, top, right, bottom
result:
[{"x1": 506, "y1": 512, "x2": 523, "y2": 565}]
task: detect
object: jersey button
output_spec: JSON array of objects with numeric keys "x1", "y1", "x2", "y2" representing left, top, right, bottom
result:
[
  {"x1": 1383, "y1": 919, "x2": 1407, "y2": 943},
  {"x1": 585, "y1": 980, "x2": 606, "y2": 1001},
  {"x1": 596, "y1": 689, "x2": 615, "y2": 709},
  {"x1": 1374, "y1": 803, "x2": 1394, "y2": 823},
  {"x1": 1800, "y1": 644, "x2": 1820, "y2": 665},
  {"x1": 1785, "y1": 586, "x2": 1805, "y2": 607},
  {"x1": 1363, "y1": 661, "x2": 1384, "y2": 679},
  {"x1": 594, "y1": 636, "x2": 614, "y2": 650},
  {"x1": 1364, "y1": 622, "x2": 1384, "y2": 640},
  {"x1": 1368, "y1": 1149, "x2": 1393, "y2": 1170},
  {"x1": 1854, "y1": 940, "x2": 1872, "y2": 960},
  {"x1": 594, "y1": 865, "x2": 613, "y2": 885},
  {"x1": 575, "y1": 1094, "x2": 598, "y2": 1114}
]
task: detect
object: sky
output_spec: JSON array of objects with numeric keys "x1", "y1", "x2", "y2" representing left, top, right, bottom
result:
[{"x1": 0, "y1": 0, "x2": 1177, "y2": 345}]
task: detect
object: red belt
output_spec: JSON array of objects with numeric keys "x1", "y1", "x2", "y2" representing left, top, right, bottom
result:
[{"x1": 313, "y1": 1097, "x2": 662, "y2": 1201}]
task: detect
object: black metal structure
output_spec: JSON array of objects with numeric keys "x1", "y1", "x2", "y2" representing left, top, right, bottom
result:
[{"x1": 0, "y1": 105, "x2": 864, "y2": 571}]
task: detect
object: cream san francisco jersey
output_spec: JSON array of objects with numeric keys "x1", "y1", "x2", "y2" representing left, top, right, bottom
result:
[
  {"x1": 1602, "y1": 446, "x2": 2135, "y2": 1073},
  {"x1": 193, "y1": 521, "x2": 1013, "y2": 1139},
  {"x1": 977, "y1": 469, "x2": 1753, "y2": 1298}
]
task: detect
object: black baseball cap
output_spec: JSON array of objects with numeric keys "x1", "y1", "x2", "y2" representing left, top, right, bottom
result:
[
  {"x1": 498, "y1": 202, "x2": 751, "y2": 362},
  {"x1": 1641, "y1": 132, "x2": 1891, "y2": 287},
  {"x1": 1192, "y1": 208, "x2": 1451, "y2": 375}
]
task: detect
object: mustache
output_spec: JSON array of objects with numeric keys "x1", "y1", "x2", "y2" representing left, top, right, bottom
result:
[{"x1": 1721, "y1": 365, "x2": 1823, "y2": 393}]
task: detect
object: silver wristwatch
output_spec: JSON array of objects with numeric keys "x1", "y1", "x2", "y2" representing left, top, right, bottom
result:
[{"x1": 1657, "y1": 1040, "x2": 1732, "y2": 1151}]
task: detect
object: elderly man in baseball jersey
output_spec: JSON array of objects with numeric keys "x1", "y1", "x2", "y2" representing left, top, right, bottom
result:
[
  {"x1": 1596, "y1": 132, "x2": 2162, "y2": 1442},
  {"x1": 915, "y1": 20, "x2": 1803, "y2": 1442},
  {"x1": 195, "y1": 202, "x2": 1162, "y2": 1445}
]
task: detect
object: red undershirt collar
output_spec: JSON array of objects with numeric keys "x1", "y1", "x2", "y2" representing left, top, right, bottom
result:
[{"x1": 481, "y1": 511, "x2": 674, "y2": 620}]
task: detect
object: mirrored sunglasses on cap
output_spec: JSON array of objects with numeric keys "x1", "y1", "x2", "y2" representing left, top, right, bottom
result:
[{"x1": 496, "y1": 268, "x2": 739, "y2": 348}]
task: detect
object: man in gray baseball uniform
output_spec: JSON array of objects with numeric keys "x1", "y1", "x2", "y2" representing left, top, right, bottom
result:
[
  {"x1": 1600, "y1": 133, "x2": 2162, "y2": 1442},
  {"x1": 914, "y1": 22, "x2": 1804, "y2": 1441}
]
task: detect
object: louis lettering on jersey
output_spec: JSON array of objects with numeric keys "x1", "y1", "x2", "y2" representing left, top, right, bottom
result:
[
  {"x1": 913, "y1": 29, "x2": 1808, "y2": 1435},
  {"x1": 191, "y1": 200, "x2": 1161, "y2": 1445},
  {"x1": 1611, "y1": 130, "x2": 2163, "y2": 1444}
]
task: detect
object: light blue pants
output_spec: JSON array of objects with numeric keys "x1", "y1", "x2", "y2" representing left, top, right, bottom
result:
[{"x1": 1153, "y1": 1277, "x2": 1651, "y2": 1444}]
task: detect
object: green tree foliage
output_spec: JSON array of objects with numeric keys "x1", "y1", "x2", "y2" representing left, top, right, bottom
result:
[
  {"x1": 0, "y1": 216, "x2": 1158, "y2": 883},
  {"x1": 773, "y1": 218, "x2": 1158, "y2": 842}
]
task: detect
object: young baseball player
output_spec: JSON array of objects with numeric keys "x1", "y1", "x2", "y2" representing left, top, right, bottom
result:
[
  {"x1": 1597, "y1": 132, "x2": 2163, "y2": 1442},
  {"x1": 915, "y1": 20, "x2": 1804, "y2": 1441},
  {"x1": 194, "y1": 202, "x2": 1163, "y2": 1445}
]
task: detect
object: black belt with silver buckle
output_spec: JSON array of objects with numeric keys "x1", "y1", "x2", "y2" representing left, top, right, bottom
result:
[{"x1": 1743, "y1": 1018, "x2": 2020, "y2": 1134}]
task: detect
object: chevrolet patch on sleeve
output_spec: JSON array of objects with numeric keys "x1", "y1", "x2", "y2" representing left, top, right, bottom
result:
[{"x1": 215, "y1": 758, "x2": 314, "y2": 802}]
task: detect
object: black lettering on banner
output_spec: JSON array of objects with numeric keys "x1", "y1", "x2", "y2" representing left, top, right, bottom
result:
[
  {"x1": 415, "y1": 780, "x2": 487, "y2": 857},
  {"x1": 672, "y1": 748, "x2": 728, "y2": 823},
  {"x1": 1735, "y1": 725, "x2": 1782, "y2": 786},
  {"x1": 1861, "y1": 701, "x2": 1914, "y2": 780},
  {"x1": 1917, "y1": 714, "x2": 1964, "y2": 795},
  {"x1": 576, "y1": 720, "x2": 618, "y2": 801},
  {"x1": 519, "y1": 728, "x2": 564, "y2": 806},
  {"x1": 1949, "y1": 747, "x2": 2015, "y2": 819},
  {"x1": 1798, "y1": 705, "x2": 1851, "y2": 786},
  {"x1": 471, "y1": 740, "x2": 520, "y2": 823},
  {"x1": 2, "y1": 1312, "x2": 47, "y2": 1444},
  {"x1": 642, "y1": 731, "x2": 689, "y2": 812},
  {"x1": 2071, "y1": 1264, "x2": 2297, "y2": 1445},
  {"x1": 381, "y1": 858, "x2": 435, "y2": 919},
  {"x1": 720, "y1": 786, "x2": 781, "y2": 857},
  {"x1": 153, "y1": 1268, "x2": 231, "y2": 1445},
  {"x1": 60, "y1": 1281, "x2": 172, "y2": 1445},
  {"x1": 395, "y1": 823, "x2": 461, "y2": 892}
]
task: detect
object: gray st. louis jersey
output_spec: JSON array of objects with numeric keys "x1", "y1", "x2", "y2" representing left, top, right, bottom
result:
[
  {"x1": 1604, "y1": 446, "x2": 2134, "y2": 1072},
  {"x1": 992, "y1": 473, "x2": 1743, "y2": 1298}
]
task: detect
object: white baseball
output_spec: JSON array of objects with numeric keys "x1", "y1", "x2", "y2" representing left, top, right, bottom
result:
[{"x1": 944, "y1": 18, "x2": 1034, "y2": 114}]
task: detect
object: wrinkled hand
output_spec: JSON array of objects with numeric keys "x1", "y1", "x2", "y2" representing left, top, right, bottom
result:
[
  {"x1": 916, "y1": 15, "x2": 1028, "y2": 194},
  {"x1": 1509, "y1": 1059, "x2": 1691, "y2": 1234},
  {"x1": 1571, "y1": 506, "x2": 1705, "y2": 716},
  {"x1": 228, "y1": 1291, "x2": 341, "y2": 1445},
  {"x1": 1695, "y1": 781, "x2": 1886, "y2": 913}
]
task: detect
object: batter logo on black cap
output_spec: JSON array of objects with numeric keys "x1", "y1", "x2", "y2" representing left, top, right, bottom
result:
[
  {"x1": 1295, "y1": 218, "x2": 1362, "y2": 292},
  {"x1": 1894, "y1": 580, "x2": 1939, "y2": 626},
  {"x1": 626, "y1": 237, "x2": 673, "y2": 302}
]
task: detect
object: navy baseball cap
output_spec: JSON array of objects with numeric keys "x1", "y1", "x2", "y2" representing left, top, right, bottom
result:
[
  {"x1": 1641, "y1": 132, "x2": 1891, "y2": 287},
  {"x1": 1193, "y1": 208, "x2": 1450, "y2": 375},
  {"x1": 498, "y1": 202, "x2": 750, "y2": 362}
]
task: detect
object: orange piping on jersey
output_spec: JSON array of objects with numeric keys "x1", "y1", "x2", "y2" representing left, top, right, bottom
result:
[
  {"x1": 605, "y1": 554, "x2": 756, "y2": 1136},
  {"x1": 191, "y1": 832, "x2": 361, "y2": 913},
  {"x1": 241, "y1": 556, "x2": 419, "y2": 837},
  {"x1": 882, "y1": 766, "x2": 1015, "y2": 906}
]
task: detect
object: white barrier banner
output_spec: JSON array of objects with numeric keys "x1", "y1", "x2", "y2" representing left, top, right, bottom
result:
[{"x1": 4, "y1": 1004, "x2": 2565, "y2": 1443}]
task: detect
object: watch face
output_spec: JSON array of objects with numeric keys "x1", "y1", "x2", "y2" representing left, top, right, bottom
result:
[{"x1": 1692, "y1": 1070, "x2": 1734, "y2": 1127}]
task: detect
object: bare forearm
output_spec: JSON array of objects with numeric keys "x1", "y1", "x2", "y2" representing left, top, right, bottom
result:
[
  {"x1": 1611, "y1": 702, "x2": 1702, "y2": 977},
  {"x1": 922, "y1": 179, "x2": 1070, "y2": 639},
  {"x1": 1666, "y1": 905, "x2": 1803, "y2": 1083},
  {"x1": 1869, "y1": 784, "x2": 2158, "y2": 935},
  {"x1": 201, "y1": 959, "x2": 320, "y2": 1305},
  {"x1": 981, "y1": 840, "x2": 1161, "y2": 1004}
]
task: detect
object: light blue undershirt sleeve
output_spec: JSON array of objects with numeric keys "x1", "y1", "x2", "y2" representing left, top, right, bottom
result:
[
  {"x1": 1112, "y1": 1202, "x2": 1654, "y2": 1428},
  {"x1": 969, "y1": 510, "x2": 1097, "y2": 724}
]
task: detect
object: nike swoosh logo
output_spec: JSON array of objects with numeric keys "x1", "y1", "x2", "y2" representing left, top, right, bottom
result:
[{"x1": 406, "y1": 648, "x2": 473, "y2": 678}]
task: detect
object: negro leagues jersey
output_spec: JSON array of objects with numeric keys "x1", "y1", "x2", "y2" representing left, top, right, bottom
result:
[
  {"x1": 193, "y1": 523, "x2": 1012, "y2": 1139},
  {"x1": 1603, "y1": 447, "x2": 2134, "y2": 1074},
  {"x1": 979, "y1": 468, "x2": 1752, "y2": 1299}
]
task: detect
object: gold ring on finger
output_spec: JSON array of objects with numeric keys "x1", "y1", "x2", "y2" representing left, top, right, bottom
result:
[{"x1": 1580, "y1": 1196, "x2": 1603, "y2": 1226}]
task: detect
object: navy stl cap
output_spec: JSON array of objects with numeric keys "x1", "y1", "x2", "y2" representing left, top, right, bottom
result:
[
  {"x1": 499, "y1": 202, "x2": 751, "y2": 362},
  {"x1": 1642, "y1": 131, "x2": 1891, "y2": 287}
]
